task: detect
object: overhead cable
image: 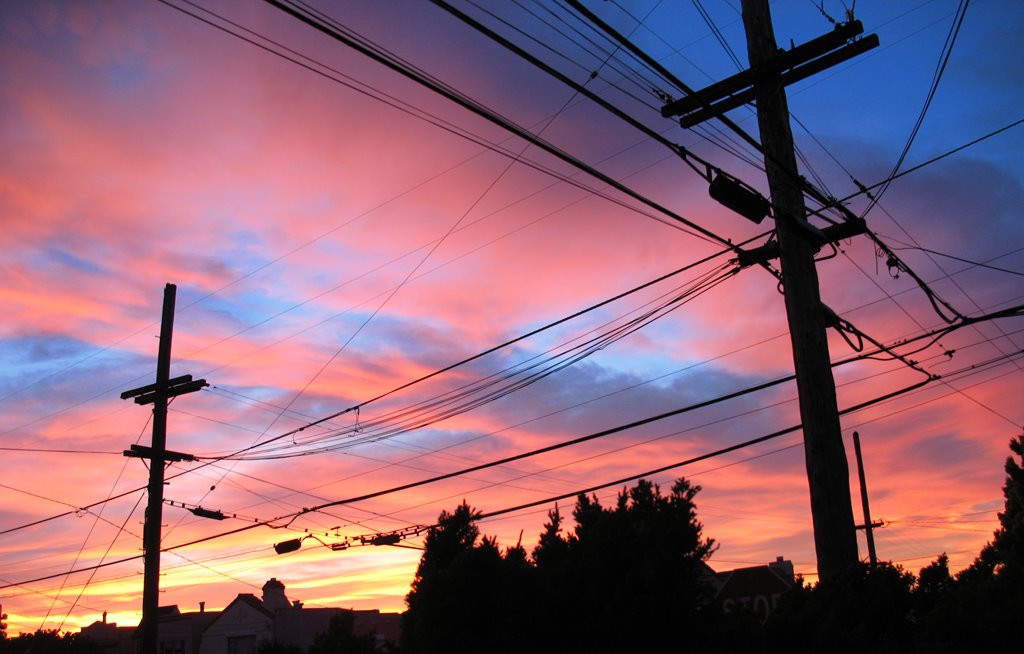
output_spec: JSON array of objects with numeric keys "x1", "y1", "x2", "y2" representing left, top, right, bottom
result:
[
  {"x1": 0, "y1": 367, "x2": 942, "y2": 591},
  {"x1": 201, "y1": 240, "x2": 763, "y2": 461},
  {"x1": 264, "y1": 0, "x2": 745, "y2": 252}
]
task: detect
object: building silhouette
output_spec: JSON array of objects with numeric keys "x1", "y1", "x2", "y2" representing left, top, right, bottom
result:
[{"x1": 80, "y1": 579, "x2": 400, "y2": 654}]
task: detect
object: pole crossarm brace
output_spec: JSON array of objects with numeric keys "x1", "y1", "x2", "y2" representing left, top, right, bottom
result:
[
  {"x1": 855, "y1": 521, "x2": 885, "y2": 530},
  {"x1": 123, "y1": 444, "x2": 196, "y2": 463},
  {"x1": 736, "y1": 216, "x2": 866, "y2": 268},
  {"x1": 121, "y1": 375, "x2": 208, "y2": 405},
  {"x1": 662, "y1": 21, "x2": 878, "y2": 128}
]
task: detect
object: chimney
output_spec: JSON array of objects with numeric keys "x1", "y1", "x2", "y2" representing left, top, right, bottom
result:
[
  {"x1": 768, "y1": 556, "x2": 795, "y2": 582},
  {"x1": 262, "y1": 578, "x2": 290, "y2": 611},
  {"x1": 199, "y1": 602, "x2": 205, "y2": 614},
  {"x1": 102, "y1": 611, "x2": 107, "y2": 624}
]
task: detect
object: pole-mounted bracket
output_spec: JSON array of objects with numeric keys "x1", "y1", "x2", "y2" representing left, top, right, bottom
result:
[
  {"x1": 855, "y1": 521, "x2": 885, "y2": 531},
  {"x1": 736, "y1": 216, "x2": 867, "y2": 268},
  {"x1": 123, "y1": 443, "x2": 196, "y2": 462},
  {"x1": 121, "y1": 375, "x2": 208, "y2": 405},
  {"x1": 736, "y1": 242, "x2": 780, "y2": 268},
  {"x1": 662, "y1": 21, "x2": 879, "y2": 128}
]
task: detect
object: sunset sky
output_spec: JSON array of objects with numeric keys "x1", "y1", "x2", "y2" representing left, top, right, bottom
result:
[{"x1": 2, "y1": 0, "x2": 1023, "y2": 635}]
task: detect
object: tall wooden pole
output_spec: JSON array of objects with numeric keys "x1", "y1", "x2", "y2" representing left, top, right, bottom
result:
[
  {"x1": 741, "y1": 0, "x2": 859, "y2": 582},
  {"x1": 141, "y1": 283, "x2": 176, "y2": 654},
  {"x1": 853, "y1": 431, "x2": 880, "y2": 567},
  {"x1": 121, "y1": 284, "x2": 206, "y2": 653}
]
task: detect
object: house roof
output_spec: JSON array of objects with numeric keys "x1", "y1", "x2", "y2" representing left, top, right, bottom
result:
[
  {"x1": 199, "y1": 592, "x2": 275, "y2": 634},
  {"x1": 78, "y1": 580, "x2": 403, "y2": 652}
]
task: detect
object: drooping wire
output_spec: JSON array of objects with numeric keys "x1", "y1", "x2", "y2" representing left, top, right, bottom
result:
[
  {"x1": 55, "y1": 491, "x2": 145, "y2": 631},
  {"x1": 692, "y1": 0, "x2": 744, "y2": 71},
  {"x1": 180, "y1": 30, "x2": 619, "y2": 511},
  {"x1": 211, "y1": 262, "x2": 741, "y2": 460},
  {"x1": 0, "y1": 245, "x2": 757, "y2": 540},
  {"x1": 264, "y1": 0, "x2": 745, "y2": 250},
  {"x1": 195, "y1": 234, "x2": 762, "y2": 462},
  {"x1": 839, "y1": 117, "x2": 1024, "y2": 206},
  {"x1": 37, "y1": 412, "x2": 150, "y2": 630},
  {"x1": 7, "y1": 313, "x2": 1023, "y2": 591},
  {"x1": 885, "y1": 243, "x2": 1024, "y2": 278},
  {"x1": 860, "y1": 0, "x2": 970, "y2": 217}
]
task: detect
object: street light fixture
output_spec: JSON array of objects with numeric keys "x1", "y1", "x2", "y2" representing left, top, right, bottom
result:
[
  {"x1": 273, "y1": 538, "x2": 303, "y2": 555},
  {"x1": 709, "y1": 172, "x2": 771, "y2": 224}
]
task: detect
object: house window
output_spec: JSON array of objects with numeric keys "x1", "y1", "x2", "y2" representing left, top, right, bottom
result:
[
  {"x1": 160, "y1": 640, "x2": 185, "y2": 654},
  {"x1": 228, "y1": 635, "x2": 257, "y2": 654}
]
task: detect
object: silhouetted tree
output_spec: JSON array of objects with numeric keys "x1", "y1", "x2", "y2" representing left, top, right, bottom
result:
[
  {"x1": 257, "y1": 639, "x2": 301, "y2": 654},
  {"x1": 531, "y1": 504, "x2": 568, "y2": 570},
  {"x1": 404, "y1": 478, "x2": 717, "y2": 651},
  {"x1": 911, "y1": 433, "x2": 1024, "y2": 651},
  {"x1": 533, "y1": 478, "x2": 717, "y2": 651},
  {"x1": 0, "y1": 630, "x2": 103, "y2": 654},
  {"x1": 913, "y1": 552, "x2": 953, "y2": 615},
  {"x1": 986, "y1": 432, "x2": 1024, "y2": 580},
  {"x1": 402, "y1": 502, "x2": 534, "y2": 654},
  {"x1": 764, "y1": 561, "x2": 915, "y2": 654},
  {"x1": 761, "y1": 433, "x2": 1024, "y2": 653},
  {"x1": 307, "y1": 613, "x2": 377, "y2": 654}
]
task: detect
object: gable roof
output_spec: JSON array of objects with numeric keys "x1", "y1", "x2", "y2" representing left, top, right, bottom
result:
[{"x1": 200, "y1": 593, "x2": 274, "y2": 633}]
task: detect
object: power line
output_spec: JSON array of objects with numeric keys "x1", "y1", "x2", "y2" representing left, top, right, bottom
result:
[
  {"x1": 0, "y1": 544, "x2": 270, "y2": 605},
  {"x1": 215, "y1": 5, "x2": 635, "y2": 469},
  {"x1": 335, "y1": 375, "x2": 940, "y2": 545},
  {"x1": 288, "y1": 343, "x2": 1022, "y2": 548},
  {"x1": 185, "y1": 67, "x2": 568, "y2": 533},
  {"x1": 861, "y1": 0, "x2": 970, "y2": 217},
  {"x1": 559, "y1": 0, "x2": 970, "y2": 335},
  {"x1": 4, "y1": 299, "x2": 1018, "y2": 544},
  {"x1": 0, "y1": 447, "x2": 118, "y2": 455},
  {"x1": 271, "y1": 309, "x2": 1019, "y2": 533},
  {"x1": 163, "y1": 0, "x2": 722, "y2": 244},
  {"x1": 887, "y1": 244, "x2": 1024, "y2": 277},
  {"x1": 839, "y1": 116, "x2": 1024, "y2": 205},
  {"x1": 263, "y1": 0, "x2": 743, "y2": 251},
  {"x1": 195, "y1": 316, "x2": 1013, "y2": 534},
  {"x1": 692, "y1": 0, "x2": 744, "y2": 71},
  {"x1": 190, "y1": 331, "x2": 809, "y2": 524},
  {"x1": 54, "y1": 492, "x2": 145, "y2": 631},
  {"x1": 0, "y1": 255, "x2": 747, "y2": 539},
  {"x1": 0, "y1": 365, "x2": 939, "y2": 592},
  {"x1": 480, "y1": 0, "x2": 666, "y2": 109},
  {"x1": 218, "y1": 264, "x2": 741, "y2": 460},
  {"x1": 199, "y1": 242, "x2": 755, "y2": 460},
  {"x1": 390, "y1": 311, "x2": 1020, "y2": 531},
  {"x1": 6, "y1": 331, "x2": 1018, "y2": 594}
]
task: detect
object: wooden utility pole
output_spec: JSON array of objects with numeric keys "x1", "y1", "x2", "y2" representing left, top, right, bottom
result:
[
  {"x1": 740, "y1": 0, "x2": 859, "y2": 582},
  {"x1": 121, "y1": 284, "x2": 206, "y2": 654},
  {"x1": 853, "y1": 431, "x2": 883, "y2": 567}
]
